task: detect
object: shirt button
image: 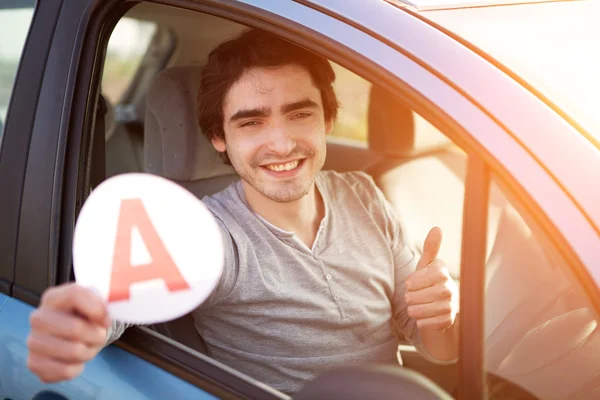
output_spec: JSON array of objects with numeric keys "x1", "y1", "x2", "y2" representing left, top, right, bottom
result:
[
  {"x1": 325, "y1": 274, "x2": 332, "y2": 280},
  {"x1": 333, "y1": 295, "x2": 340, "y2": 301}
]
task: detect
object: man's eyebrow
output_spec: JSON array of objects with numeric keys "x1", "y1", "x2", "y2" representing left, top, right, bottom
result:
[
  {"x1": 229, "y1": 107, "x2": 271, "y2": 123},
  {"x1": 281, "y1": 99, "x2": 319, "y2": 114}
]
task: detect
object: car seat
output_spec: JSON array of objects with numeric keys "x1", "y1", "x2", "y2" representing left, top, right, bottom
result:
[
  {"x1": 104, "y1": 97, "x2": 145, "y2": 178},
  {"x1": 143, "y1": 65, "x2": 240, "y2": 355},
  {"x1": 144, "y1": 65, "x2": 239, "y2": 197}
]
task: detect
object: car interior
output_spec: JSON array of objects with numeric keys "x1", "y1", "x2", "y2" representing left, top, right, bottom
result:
[{"x1": 89, "y1": 2, "x2": 600, "y2": 398}]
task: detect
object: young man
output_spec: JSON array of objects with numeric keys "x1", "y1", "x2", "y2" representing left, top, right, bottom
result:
[{"x1": 27, "y1": 29, "x2": 459, "y2": 394}]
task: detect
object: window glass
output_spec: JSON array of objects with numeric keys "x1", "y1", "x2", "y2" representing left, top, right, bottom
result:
[
  {"x1": 329, "y1": 61, "x2": 451, "y2": 151},
  {"x1": 0, "y1": 3, "x2": 35, "y2": 136},
  {"x1": 485, "y1": 177, "x2": 600, "y2": 399},
  {"x1": 329, "y1": 62, "x2": 370, "y2": 145},
  {"x1": 101, "y1": 17, "x2": 157, "y2": 105},
  {"x1": 369, "y1": 86, "x2": 466, "y2": 277},
  {"x1": 377, "y1": 145, "x2": 466, "y2": 279}
]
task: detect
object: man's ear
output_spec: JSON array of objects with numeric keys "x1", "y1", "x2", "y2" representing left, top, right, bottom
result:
[
  {"x1": 212, "y1": 136, "x2": 226, "y2": 152},
  {"x1": 325, "y1": 118, "x2": 334, "y2": 135}
]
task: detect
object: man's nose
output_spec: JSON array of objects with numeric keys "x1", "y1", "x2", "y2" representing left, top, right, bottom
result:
[{"x1": 266, "y1": 123, "x2": 295, "y2": 156}]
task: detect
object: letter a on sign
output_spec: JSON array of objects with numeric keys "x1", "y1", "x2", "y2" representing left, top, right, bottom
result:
[
  {"x1": 108, "y1": 198, "x2": 190, "y2": 302},
  {"x1": 73, "y1": 173, "x2": 223, "y2": 324}
]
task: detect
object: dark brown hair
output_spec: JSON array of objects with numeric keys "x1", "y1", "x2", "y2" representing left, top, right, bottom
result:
[{"x1": 198, "y1": 29, "x2": 339, "y2": 162}]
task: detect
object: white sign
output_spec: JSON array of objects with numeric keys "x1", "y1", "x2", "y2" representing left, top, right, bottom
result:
[{"x1": 72, "y1": 173, "x2": 224, "y2": 324}]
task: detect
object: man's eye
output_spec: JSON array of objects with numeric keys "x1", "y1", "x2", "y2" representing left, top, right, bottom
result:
[
  {"x1": 240, "y1": 121, "x2": 261, "y2": 128},
  {"x1": 291, "y1": 112, "x2": 311, "y2": 120}
]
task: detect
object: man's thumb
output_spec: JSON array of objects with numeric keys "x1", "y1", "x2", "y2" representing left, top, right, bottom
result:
[{"x1": 416, "y1": 227, "x2": 442, "y2": 270}]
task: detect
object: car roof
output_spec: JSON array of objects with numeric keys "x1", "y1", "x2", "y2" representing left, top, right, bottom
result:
[
  {"x1": 416, "y1": 0, "x2": 600, "y2": 149},
  {"x1": 387, "y1": 0, "x2": 562, "y2": 11}
]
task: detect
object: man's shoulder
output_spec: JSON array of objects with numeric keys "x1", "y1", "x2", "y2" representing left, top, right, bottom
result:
[
  {"x1": 318, "y1": 169, "x2": 376, "y2": 185},
  {"x1": 200, "y1": 181, "x2": 241, "y2": 213},
  {"x1": 318, "y1": 170, "x2": 379, "y2": 199},
  {"x1": 198, "y1": 182, "x2": 251, "y2": 236},
  {"x1": 318, "y1": 170, "x2": 393, "y2": 226}
]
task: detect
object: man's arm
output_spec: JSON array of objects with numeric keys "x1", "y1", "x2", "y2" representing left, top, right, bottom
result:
[
  {"x1": 387, "y1": 227, "x2": 460, "y2": 362},
  {"x1": 104, "y1": 319, "x2": 135, "y2": 346},
  {"x1": 391, "y1": 252, "x2": 459, "y2": 364},
  {"x1": 418, "y1": 316, "x2": 459, "y2": 361},
  {"x1": 404, "y1": 227, "x2": 459, "y2": 362},
  {"x1": 363, "y1": 173, "x2": 459, "y2": 363}
]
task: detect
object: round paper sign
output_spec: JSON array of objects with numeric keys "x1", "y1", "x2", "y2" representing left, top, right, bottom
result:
[{"x1": 73, "y1": 173, "x2": 224, "y2": 324}]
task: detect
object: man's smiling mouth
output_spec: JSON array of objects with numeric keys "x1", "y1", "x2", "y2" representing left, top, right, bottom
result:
[{"x1": 263, "y1": 159, "x2": 302, "y2": 172}]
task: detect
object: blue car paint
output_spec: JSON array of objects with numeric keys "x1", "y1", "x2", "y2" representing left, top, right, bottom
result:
[
  {"x1": 0, "y1": 293, "x2": 218, "y2": 400},
  {"x1": 0, "y1": 295, "x2": 8, "y2": 313}
]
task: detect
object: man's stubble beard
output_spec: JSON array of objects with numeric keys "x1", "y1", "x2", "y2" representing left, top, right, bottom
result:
[
  {"x1": 239, "y1": 160, "x2": 319, "y2": 203},
  {"x1": 233, "y1": 148, "x2": 326, "y2": 204}
]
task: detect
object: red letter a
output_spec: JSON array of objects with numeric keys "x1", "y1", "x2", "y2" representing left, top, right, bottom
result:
[{"x1": 108, "y1": 198, "x2": 190, "y2": 303}]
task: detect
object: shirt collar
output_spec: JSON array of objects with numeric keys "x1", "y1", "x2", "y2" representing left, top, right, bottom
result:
[{"x1": 234, "y1": 173, "x2": 329, "y2": 238}]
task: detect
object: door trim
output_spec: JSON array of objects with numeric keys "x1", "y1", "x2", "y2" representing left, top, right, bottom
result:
[{"x1": 0, "y1": 0, "x2": 63, "y2": 297}]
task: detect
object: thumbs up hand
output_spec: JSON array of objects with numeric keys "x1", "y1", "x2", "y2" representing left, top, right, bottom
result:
[{"x1": 404, "y1": 227, "x2": 459, "y2": 331}]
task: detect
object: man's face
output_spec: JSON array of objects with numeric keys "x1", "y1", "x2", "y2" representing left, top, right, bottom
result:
[{"x1": 213, "y1": 64, "x2": 333, "y2": 203}]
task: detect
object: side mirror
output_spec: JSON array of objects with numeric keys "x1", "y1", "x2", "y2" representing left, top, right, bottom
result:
[{"x1": 293, "y1": 365, "x2": 452, "y2": 400}]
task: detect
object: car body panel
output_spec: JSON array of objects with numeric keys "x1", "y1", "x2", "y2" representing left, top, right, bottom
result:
[{"x1": 0, "y1": 293, "x2": 217, "y2": 400}]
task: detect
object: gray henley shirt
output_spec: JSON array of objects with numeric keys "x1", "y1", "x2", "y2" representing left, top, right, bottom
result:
[{"x1": 106, "y1": 171, "x2": 452, "y2": 394}]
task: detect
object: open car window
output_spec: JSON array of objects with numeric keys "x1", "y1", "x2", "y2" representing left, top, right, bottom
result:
[
  {"x1": 97, "y1": 4, "x2": 470, "y2": 396},
  {"x1": 328, "y1": 62, "x2": 370, "y2": 146}
]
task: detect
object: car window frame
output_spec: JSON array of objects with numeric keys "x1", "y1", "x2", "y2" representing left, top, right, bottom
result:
[
  {"x1": 11, "y1": 0, "x2": 599, "y2": 399},
  {"x1": 0, "y1": 0, "x2": 56, "y2": 297}
]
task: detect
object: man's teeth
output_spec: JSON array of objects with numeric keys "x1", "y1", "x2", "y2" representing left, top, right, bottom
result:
[{"x1": 266, "y1": 160, "x2": 300, "y2": 172}]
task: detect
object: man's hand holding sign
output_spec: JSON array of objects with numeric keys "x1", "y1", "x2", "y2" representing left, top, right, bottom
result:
[
  {"x1": 27, "y1": 174, "x2": 224, "y2": 383},
  {"x1": 27, "y1": 284, "x2": 111, "y2": 383},
  {"x1": 406, "y1": 227, "x2": 460, "y2": 361}
]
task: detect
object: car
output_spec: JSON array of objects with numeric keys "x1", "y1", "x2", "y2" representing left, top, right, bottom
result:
[{"x1": 1, "y1": 0, "x2": 599, "y2": 398}]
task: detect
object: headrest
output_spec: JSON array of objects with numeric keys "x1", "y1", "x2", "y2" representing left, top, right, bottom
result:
[
  {"x1": 144, "y1": 65, "x2": 235, "y2": 181},
  {"x1": 368, "y1": 85, "x2": 452, "y2": 157}
]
